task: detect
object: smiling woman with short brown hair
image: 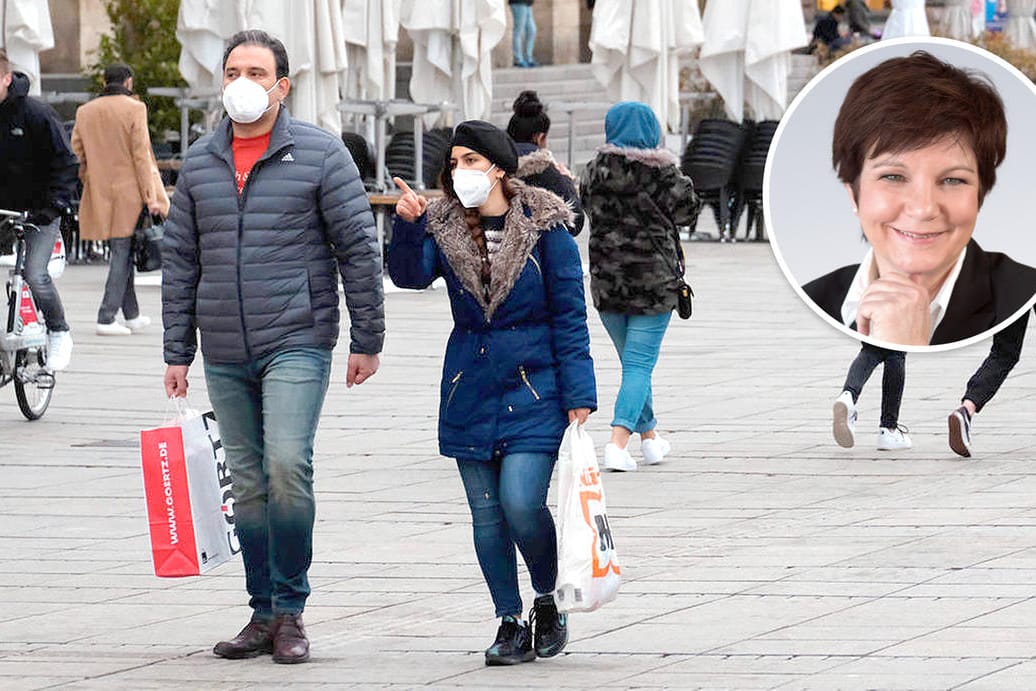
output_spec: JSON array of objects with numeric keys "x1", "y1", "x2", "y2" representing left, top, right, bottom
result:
[{"x1": 805, "y1": 50, "x2": 1036, "y2": 347}]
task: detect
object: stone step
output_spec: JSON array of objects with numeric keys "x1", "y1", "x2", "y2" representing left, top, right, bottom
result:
[{"x1": 493, "y1": 63, "x2": 596, "y2": 85}]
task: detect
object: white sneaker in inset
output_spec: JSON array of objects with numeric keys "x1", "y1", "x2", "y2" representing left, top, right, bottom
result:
[
  {"x1": 124, "y1": 315, "x2": 151, "y2": 333},
  {"x1": 832, "y1": 391, "x2": 857, "y2": 448},
  {"x1": 877, "y1": 426, "x2": 912, "y2": 450},
  {"x1": 96, "y1": 321, "x2": 132, "y2": 336},
  {"x1": 46, "y1": 330, "x2": 73, "y2": 371},
  {"x1": 641, "y1": 436, "x2": 670, "y2": 465},
  {"x1": 603, "y1": 443, "x2": 637, "y2": 472}
]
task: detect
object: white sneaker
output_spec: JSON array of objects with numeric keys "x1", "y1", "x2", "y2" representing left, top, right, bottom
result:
[
  {"x1": 46, "y1": 330, "x2": 73, "y2": 371},
  {"x1": 877, "y1": 426, "x2": 912, "y2": 450},
  {"x1": 603, "y1": 443, "x2": 637, "y2": 472},
  {"x1": 641, "y1": 435, "x2": 670, "y2": 465},
  {"x1": 832, "y1": 391, "x2": 857, "y2": 448},
  {"x1": 96, "y1": 321, "x2": 132, "y2": 336},
  {"x1": 124, "y1": 315, "x2": 151, "y2": 333}
]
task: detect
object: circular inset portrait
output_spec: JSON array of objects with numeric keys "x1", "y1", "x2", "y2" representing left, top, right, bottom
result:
[{"x1": 766, "y1": 37, "x2": 1036, "y2": 352}]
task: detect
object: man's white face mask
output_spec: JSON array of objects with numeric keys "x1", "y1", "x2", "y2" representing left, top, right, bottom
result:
[
  {"x1": 222, "y1": 76, "x2": 278, "y2": 124},
  {"x1": 452, "y1": 164, "x2": 498, "y2": 208}
]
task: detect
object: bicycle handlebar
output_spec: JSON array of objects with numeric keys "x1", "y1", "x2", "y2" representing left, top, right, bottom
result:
[{"x1": 0, "y1": 209, "x2": 28, "y2": 220}]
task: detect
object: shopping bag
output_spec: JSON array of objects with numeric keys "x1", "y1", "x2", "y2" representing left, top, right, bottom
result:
[
  {"x1": 140, "y1": 404, "x2": 239, "y2": 577},
  {"x1": 555, "y1": 422, "x2": 621, "y2": 612}
]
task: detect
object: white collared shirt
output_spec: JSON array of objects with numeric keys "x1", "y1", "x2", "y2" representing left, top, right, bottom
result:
[{"x1": 840, "y1": 247, "x2": 968, "y2": 342}]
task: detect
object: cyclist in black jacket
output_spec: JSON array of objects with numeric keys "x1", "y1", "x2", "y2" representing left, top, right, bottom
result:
[{"x1": 0, "y1": 49, "x2": 78, "y2": 370}]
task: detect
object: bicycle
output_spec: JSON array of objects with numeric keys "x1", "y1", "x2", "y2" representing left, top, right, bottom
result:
[{"x1": 0, "y1": 208, "x2": 55, "y2": 420}]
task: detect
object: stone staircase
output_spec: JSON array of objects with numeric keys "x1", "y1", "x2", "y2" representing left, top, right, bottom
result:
[
  {"x1": 489, "y1": 53, "x2": 821, "y2": 173},
  {"x1": 490, "y1": 63, "x2": 608, "y2": 173}
]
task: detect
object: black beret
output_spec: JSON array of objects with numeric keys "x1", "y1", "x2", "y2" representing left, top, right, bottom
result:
[{"x1": 451, "y1": 120, "x2": 519, "y2": 175}]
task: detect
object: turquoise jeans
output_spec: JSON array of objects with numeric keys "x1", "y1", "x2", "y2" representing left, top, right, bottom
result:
[
  {"x1": 510, "y1": 4, "x2": 537, "y2": 65},
  {"x1": 599, "y1": 311, "x2": 672, "y2": 433}
]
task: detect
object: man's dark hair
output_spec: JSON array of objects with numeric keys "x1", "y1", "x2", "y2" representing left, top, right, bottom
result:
[
  {"x1": 222, "y1": 30, "x2": 290, "y2": 80},
  {"x1": 0, "y1": 48, "x2": 9, "y2": 74},
  {"x1": 103, "y1": 63, "x2": 133, "y2": 85},
  {"x1": 831, "y1": 4, "x2": 846, "y2": 14}
]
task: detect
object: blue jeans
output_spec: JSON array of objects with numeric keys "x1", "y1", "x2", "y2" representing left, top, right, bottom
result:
[
  {"x1": 510, "y1": 5, "x2": 537, "y2": 64},
  {"x1": 456, "y1": 452, "x2": 557, "y2": 617},
  {"x1": 599, "y1": 311, "x2": 671, "y2": 433},
  {"x1": 98, "y1": 236, "x2": 139, "y2": 324},
  {"x1": 204, "y1": 347, "x2": 333, "y2": 617},
  {"x1": 23, "y1": 219, "x2": 68, "y2": 332}
]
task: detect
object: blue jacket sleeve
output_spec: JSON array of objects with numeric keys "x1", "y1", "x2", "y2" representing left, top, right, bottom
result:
[
  {"x1": 161, "y1": 170, "x2": 200, "y2": 366},
  {"x1": 387, "y1": 212, "x2": 440, "y2": 289},
  {"x1": 540, "y1": 225, "x2": 597, "y2": 412}
]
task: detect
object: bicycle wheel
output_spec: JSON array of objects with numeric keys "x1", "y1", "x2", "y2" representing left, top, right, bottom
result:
[{"x1": 14, "y1": 347, "x2": 53, "y2": 420}]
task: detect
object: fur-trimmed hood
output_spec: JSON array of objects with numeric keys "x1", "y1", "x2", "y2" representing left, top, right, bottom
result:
[
  {"x1": 426, "y1": 178, "x2": 574, "y2": 321},
  {"x1": 516, "y1": 147, "x2": 557, "y2": 178},
  {"x1": 582, "y1": 144, "x2": 681, "y2": 197},
  {"x1": 595, "y1": 143, "x2": 679, "y2": 168}
]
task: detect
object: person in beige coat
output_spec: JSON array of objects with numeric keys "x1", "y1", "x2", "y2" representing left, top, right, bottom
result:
[{"x1": 71, "y1": 63, "x2": 170, "y2": 336}]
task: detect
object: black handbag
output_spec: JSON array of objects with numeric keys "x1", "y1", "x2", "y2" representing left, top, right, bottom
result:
[{"x1": 132, "y1": 208, "x2": 164, "y2": 272}]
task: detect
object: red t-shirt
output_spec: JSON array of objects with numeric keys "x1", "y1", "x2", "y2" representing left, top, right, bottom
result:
[{"x1": 232, "y1": 132, "x2": 272, "y2": 193}]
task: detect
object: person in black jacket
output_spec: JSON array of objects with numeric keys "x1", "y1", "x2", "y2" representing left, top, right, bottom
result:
[
  {"x1": 506, "y1": 90, "x2": 584, "y2": 235},
  {"x1": 810, "y1": 5, "x2": 850, "y2": 53},
  {"x1": 948, "y1": 308, "x2": 1033, "y2": 457},
  {"x1": 162, "y1": 30, "x2": 384, "y2": 665},
  {"x1": 0, "y1": 48, "x2": 77, "y2": 370}
]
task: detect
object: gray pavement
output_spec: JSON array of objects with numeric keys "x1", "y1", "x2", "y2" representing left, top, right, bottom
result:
[{"x1": 3, "y1": 227, "x2": 1036, "y2": 689}]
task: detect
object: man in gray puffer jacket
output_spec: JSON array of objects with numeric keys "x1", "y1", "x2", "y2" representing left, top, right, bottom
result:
[{"x1": 162, "y1": 30, "x2": 384, "y2": 665}]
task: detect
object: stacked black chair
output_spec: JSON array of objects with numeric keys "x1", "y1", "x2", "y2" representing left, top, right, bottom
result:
[
  {"x1": 341, "y1": 131, "x2": 377, "y2": 190},
  {"x1": 734, "y1": 119, "x2": 778, "y2": 241},
  {"x1": 385, "y1": 126, "x2": 454, "y2": 190},
  {"x1": 681, "y1": 118, "x2": 746, "y2": 242}
]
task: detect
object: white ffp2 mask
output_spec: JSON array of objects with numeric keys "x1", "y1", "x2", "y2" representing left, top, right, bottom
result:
[
  {"x1": 222, "y1": 77, "x2": 278, "y2": 124},
  {"x1": 452, "y1": 165, "x2": 498, "y2": 208}
]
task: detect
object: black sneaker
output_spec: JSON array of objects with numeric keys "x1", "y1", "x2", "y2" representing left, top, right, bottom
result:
[
  {"x1": 949, "y1": 406, "x2": 972, "y2": 458},
  {"x1": 485, "y1": 616, "x2": 535, "y2": 666},
  {"x1": 530, "y1": 595, "x2": 568, "y2": 658}
]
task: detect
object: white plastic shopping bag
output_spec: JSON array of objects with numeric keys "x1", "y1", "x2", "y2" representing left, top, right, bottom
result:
[
  {"x1": 140, "y1": 399, "x2": 239, "y2": 577},
  {"x1": 555, "y1": 422, "x2": 621, "y2": 612}
]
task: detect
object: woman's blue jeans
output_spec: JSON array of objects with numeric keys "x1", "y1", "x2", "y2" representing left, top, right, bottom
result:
[
  {"x1": 599, "y1": 311, "x2": 672, "y2": 433},
  {"x1": 510, "y1": 4, "x2": 537, "y2": 64},
  {"x1": 204, "y1": 347, "x2": 332, "y2": 617},
  {"x1": 456, "y1": 452, "x2": 557, "y2": 617}
]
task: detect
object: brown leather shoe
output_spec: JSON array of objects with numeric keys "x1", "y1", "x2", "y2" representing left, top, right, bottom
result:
[
  {"x1": 212, "y1": 616, "x2": 273, "y2": 659},
  {"x1": 272, "y1": 613, "x2": 310, "y2": 664}
]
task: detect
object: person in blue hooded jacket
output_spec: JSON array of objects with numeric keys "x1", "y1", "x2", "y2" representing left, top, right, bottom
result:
[
  {"x1": 581, "y1": 101, "x2": 698, "y2": 472},
  {"x1": 388, "y1": 120, "x2": 596, "y2": 667}
]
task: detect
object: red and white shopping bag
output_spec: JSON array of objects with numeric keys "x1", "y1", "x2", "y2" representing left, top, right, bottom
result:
[
  {"x1": 140, "y1": 404, "x2": 239, "y2": 577},
  {"x1": 555, "y1": 422, "x2": 621, "y2": 612}
]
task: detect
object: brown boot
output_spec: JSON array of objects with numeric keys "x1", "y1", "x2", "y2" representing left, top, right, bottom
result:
[
  {"x1": 272, "y1": 613, "x2": 310, "y2": 664},
  {"x1": 213, "y1": 616, "x2": 274, "y2": 659}
]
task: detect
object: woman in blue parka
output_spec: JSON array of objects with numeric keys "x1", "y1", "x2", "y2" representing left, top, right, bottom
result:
[{"x1": 388, "y1": 120, "x2": 596, "y2": 667}]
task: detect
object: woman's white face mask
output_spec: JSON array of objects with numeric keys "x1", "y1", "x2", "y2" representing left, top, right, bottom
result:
[
  {"x1": 222, "y1": 76, "x2": 278, "y2": 124},
  {"x1": 453, "y1": 164, "x2": 498, "y2": 208}
]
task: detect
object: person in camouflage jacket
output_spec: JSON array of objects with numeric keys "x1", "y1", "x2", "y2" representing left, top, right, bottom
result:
[{"x1": 580, "y1": 101, "x2": 697, "y2": 472}]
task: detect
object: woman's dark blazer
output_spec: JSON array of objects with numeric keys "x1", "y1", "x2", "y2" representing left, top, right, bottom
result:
[{"x1": 803, "y1": 239, "x2": 1036, "y2": 345}]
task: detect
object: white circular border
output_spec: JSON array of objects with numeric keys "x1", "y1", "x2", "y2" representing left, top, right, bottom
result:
[{"x1": 763, "y1": 36, "x2": 1036, "y2": 353}]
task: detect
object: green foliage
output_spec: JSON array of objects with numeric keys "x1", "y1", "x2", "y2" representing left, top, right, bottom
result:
[{"x1": 85, "y1": 0, "x2": 187, "y2": 142}]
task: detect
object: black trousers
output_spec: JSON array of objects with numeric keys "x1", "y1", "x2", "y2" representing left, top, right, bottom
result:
[
  {"x1": 963, "y1": 310, "x2": 1031, "y2": 413},
  {"x1": 842, "y1": 343, "x2": 906, "y2": 429}
]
